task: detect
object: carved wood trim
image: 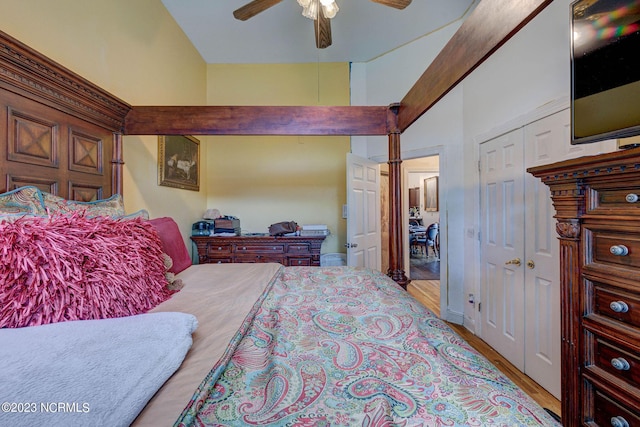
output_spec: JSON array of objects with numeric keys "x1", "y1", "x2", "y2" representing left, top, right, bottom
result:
[
  {"x1": 0, "y1": 30, "x2": 127, "y2": 198},
  {"x1": 556, "y1": 220, "x2": 580, "y2": 239},
  {"x1": 0, "y1": 30, "x2": 130, "y2": 132},
  {"x1": 7, "y1": 106, "x2": 59, "y2": 168}
]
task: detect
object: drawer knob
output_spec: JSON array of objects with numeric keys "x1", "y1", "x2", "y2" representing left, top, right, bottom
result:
[
  {"x1": 611, "y1": 416, "x2": 630, "y2": 427},
  {"x1": 610, "y1": 245, "x2": 629, "y2": 256},
  {"x1": 610, "y1": 301, "x2": 629, "y2": 313},
  {"x1": 611, "y1": 357, "x2": 631, "y2": 371},
  {"x1": 626, "y1": 193, "x2": 639, "y2": 203}
]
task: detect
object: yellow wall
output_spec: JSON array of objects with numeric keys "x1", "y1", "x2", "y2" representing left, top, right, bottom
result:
[
  {"x1": 206, "y1": 63, "x2": 350, "y2": 254},
  {"x1": 0, "y1": 0, "x2": 208, "y2": 252},
  {"x1": 0, "y1": 2, "x2": 351, "y2": 256}
]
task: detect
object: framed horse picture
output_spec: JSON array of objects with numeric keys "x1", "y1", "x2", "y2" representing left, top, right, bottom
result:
[{"x1": 158, "y1": 135, "x2": 200, "y2": 191}]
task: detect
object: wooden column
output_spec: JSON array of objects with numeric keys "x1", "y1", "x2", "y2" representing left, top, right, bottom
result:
[
  {"x1": 387, "y1": 129, "x2": 409, "y2": 289},
  {"x1": 556, "y1": 219, "x2": 582, "y2": 427},
  {"x1": 112, "y1": 133, "x2": 124, "y2": 196}
]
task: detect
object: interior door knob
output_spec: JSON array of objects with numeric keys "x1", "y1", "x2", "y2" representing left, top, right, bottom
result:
[
  {"x1": 505, "y1": 258, "x2": 521, "y2": 267},
  {"x1": 526, "y1": 260, "x2": 535, "y2": 269}
]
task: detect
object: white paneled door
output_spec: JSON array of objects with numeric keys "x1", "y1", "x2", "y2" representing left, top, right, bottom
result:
[
  {"x1": 480, "y1": 129, "x2": 527, "y2": 373},
  {"x1": 346, "y1": 153, "x2": 381, "y2": 270},
  {"x1": 479, "y1": 109, "x2": 614, "y2": 399}
]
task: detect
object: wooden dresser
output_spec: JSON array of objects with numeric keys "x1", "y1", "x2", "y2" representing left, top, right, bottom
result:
[
  {"x1": 191, "y1": 235, "x2": 325, "y2": 266},
  {"x1": 529, "y1": 147, "x2": 640, "y2": 427}
]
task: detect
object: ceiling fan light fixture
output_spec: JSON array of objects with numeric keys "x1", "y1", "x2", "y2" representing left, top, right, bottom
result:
[
  {"x1": 300, "y1": 0, "x2": 338, "y2": 20},
  {"x1": 321, "y1": 1, "x2": 339, "y2": 19},
  {"x1": 301, "y1": 1, "x2": 318, "y2": 19}
]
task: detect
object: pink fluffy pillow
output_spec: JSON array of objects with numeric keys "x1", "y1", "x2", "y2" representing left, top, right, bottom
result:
[{"x1": 0, "y1": 213, "x2": 175, "y2": 328}]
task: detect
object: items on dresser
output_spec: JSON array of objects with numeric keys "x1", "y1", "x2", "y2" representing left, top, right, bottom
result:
[
  {"x1": 268, "y1": 221, "x2": 298, "y2": 236},
  {"x1": 191, "y1": 220, "x2": 214, "y2": 236},
  {"x1": 529, "y1": 147, "x2": 640, "y2": 427},
  {"x1": 300, "y1": 224, "x2": 330, "y2": 236},
  {"x1": 213, "y1": 217, "x2": 240, "y2": 235},
  {"x1": 191, "y1": 235, "x2": 325, "y2": 266}
]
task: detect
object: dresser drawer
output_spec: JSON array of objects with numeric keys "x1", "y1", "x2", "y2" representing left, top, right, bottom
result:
[
  {"x1": 207, "y1": 243, "x2": 232, "y2": 255},
  {"x1": 587, "y1": 229, "x2": 640, "y2": 270},
  {"x1": 288, "y1": 257, "x2": 312, "y2": 266},
  {"x1": 287, "y1": 243, "x2": 311, "y2": 254},
  {"x1": 235, "y1": 254, "x2": 285, "y2": 264},
  {"x1": 591, "y1": 388, "x2": 640, "y2": 427},
  {"x1": 589, "y1": 186, "x2": 640, "y2": 213},
  {"x1": 235, "y1": 244, "x2": 285, "y2": 253},
  {"x1": 594, "y1": 285, "x2": 640, "y2": 329},
  {"x1": 207, "y1": 257, "x2": 233, "y2": 264},
  {"x1": 593, "y1": 337, "x2": 640, "y2": 390}
]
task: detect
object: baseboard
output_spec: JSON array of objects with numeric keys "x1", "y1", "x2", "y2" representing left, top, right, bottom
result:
[{"x1": 445, "y1": 308, "x2": 464, "y2": 325}]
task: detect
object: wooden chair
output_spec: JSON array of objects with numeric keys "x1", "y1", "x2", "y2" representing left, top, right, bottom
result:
[{"x1": 416, "y1": 223, "x2": 439, "y2": 258}]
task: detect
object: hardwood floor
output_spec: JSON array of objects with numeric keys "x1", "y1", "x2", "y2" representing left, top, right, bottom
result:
[
  {"x1": 407, "y1": 279, "x2": 562, "y2": 420},
  {"x1": 409, "y1": 253, "x2": 440, "y2": 280}
]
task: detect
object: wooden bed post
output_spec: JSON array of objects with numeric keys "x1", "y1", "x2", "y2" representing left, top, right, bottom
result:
[
  {"x1": 112, "y1": 133, "x2": 125, "y2": 196},
  {"x1": 386, "y1": 104, "x2": 409, "y2": 289}
]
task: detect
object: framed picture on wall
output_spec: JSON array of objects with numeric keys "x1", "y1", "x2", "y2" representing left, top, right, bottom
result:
[
  {"x1": 158, "y1": 135, "x2": 200, "y2": 191},
  {"x1": 424, "y1": 176, "x2": 439, "y2": 212}
]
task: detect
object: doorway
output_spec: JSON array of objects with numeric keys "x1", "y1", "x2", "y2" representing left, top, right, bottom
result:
[{"x1": 404, "y1": 156, "x2": 440, "y2": 280}]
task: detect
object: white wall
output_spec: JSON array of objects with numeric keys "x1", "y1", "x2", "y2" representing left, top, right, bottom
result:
[{"x1": 354, "y1": 0, "x2": 610, "y2": 328}]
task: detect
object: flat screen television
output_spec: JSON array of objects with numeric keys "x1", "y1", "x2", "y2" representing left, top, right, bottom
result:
[{"x1": 571, "y1": 0, "x2": 640, "y2": 144}]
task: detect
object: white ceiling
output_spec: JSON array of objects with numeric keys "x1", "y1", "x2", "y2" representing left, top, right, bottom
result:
[{"x1": 161, "y1": 0, "x2": 477, "y2": 64}]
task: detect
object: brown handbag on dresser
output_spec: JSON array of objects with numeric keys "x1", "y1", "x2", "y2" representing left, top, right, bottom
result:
[{"x1": 268, "y1": 221, "x2": 298, "y2": 236}]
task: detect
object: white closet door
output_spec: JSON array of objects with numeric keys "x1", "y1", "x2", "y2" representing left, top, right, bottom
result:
[
  {"x1": 522, "y1": 114, "x2": 563, "y2": 399},
  {"x1": 480, "y1": 128, "x2": 526, "y2": 370}
]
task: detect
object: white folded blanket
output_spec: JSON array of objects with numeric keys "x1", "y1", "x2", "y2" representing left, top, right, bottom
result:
[{"x1": 0, "y1": 312, "x2": 198, "y2": 427}]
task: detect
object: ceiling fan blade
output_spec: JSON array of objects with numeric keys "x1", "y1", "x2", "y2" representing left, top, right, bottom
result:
[
  {"x1": 369, "y1": 0, "x2": 412, "y2": 10},
  {"x1": 314, "y1": 9, "x2": 332, "y2": 49},
  {"x1": 233, "y1": 0, "x2": 283, "y2": 21}
]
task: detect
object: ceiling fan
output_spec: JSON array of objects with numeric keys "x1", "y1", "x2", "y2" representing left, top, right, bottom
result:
[{"x1": 233, "y1": 0, "x2": 412, "y2": 49}]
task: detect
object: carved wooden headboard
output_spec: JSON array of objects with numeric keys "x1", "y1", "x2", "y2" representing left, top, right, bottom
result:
[{"x1": 0, "y1": 30, "x2": 130, "y2": 201}]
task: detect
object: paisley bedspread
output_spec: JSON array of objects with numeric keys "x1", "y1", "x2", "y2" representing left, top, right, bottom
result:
[{"x1": 175, "y1": 266, "x2": 560, "y2": 426}]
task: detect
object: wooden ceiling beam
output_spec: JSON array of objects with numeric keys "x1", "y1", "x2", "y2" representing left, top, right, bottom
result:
[
  {"x1": 398, "y1": 0, "x2": 554, "y2": 131},
  {"x1": 124, "y1": 105, "x2": 391, "y2": 136}
]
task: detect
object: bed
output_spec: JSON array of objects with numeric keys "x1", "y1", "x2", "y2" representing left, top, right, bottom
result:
[
  {"x1": 0, "y1": 208, "x2": 559, "y2": 426},
  {"x1": 0, "y1": 28, "x2": 559, "y2": 427}
]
